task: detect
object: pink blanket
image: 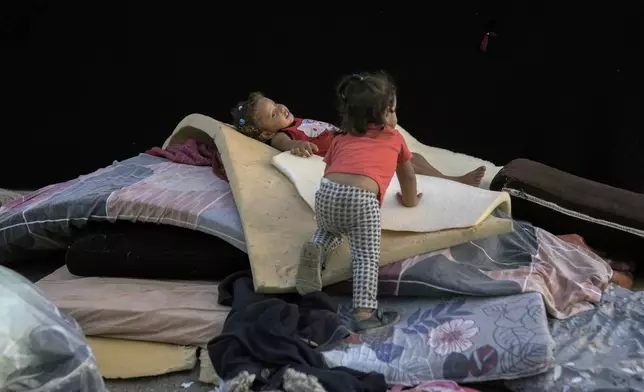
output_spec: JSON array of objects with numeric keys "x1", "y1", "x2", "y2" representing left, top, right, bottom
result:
[{"x1": 146, "y1": 139, "x2": 214, "y2": 166}]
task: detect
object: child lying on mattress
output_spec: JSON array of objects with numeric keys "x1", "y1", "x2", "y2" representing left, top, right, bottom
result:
[
  {"x1": 230, "y1": 91, "x2": 486, "y2": 187},
  {"x1": 295, "y1": 71, "x2": 421, "y2": 332}
]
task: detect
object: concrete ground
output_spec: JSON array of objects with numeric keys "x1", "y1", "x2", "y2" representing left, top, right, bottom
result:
[{"x1": 105, "y1": 366, "x2": 217, "y2": 392}]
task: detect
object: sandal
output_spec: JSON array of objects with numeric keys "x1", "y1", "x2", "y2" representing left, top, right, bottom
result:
[{"x1": 353, "y1": 309, "x2": 400, "y2": 333}]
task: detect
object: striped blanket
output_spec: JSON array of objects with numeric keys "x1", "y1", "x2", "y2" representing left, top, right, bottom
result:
[{"x1": 0, "y1": 153, "x2": 243, "y2": 262}]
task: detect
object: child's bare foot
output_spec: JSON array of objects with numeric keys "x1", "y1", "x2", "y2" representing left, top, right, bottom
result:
[{"x1": 458, "y1": 166, "x2": 486, "y2": 187}]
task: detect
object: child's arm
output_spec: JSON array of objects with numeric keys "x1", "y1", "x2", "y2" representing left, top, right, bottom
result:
[
  {"x1": 396, "y1": 160, "x2": 422, "y2": 207},
  {"x1": 271, "y1": 133, "x2": 319, "y2": 157},
  {"x1": 396, "y1": 136, "x2": 422, "y2": 207}
]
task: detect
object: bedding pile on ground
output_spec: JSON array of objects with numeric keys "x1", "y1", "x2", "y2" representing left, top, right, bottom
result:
[
  {"x1": 36, "y1": 266, "x2": 230, "y2": 346},
  {"x1": 36, "y1": 265, "x2": 232, "y2": 384},
  {"x1": 2, "y1": 113, "x2": 643, "y2": 391}
]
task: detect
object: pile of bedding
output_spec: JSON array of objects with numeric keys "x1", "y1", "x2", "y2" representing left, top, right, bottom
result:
[{"x1": 2, "y1": 113, "x2": 643, "y2": 391}]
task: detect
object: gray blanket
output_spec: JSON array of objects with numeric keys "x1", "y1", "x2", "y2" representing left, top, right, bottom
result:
[{"x1": 507, "y1": 284, "x2": 644, "y2": 391}]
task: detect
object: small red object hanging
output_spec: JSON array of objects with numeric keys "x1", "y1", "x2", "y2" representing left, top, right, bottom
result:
[{"x1": 480, "y1": 32, "x2": 497, "y2": 53}]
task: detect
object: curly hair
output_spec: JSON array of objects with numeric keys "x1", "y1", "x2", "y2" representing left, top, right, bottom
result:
[
  {"x1": 335, "y1": 71, "x2": 397, "y2": 136},
  {"x1": 230, "y1": 92, "x2": 273, "y2": 142}
]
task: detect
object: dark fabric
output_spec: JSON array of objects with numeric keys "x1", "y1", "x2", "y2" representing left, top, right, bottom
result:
[
  {"x1": 491, "y1": 158, "x2": 644, "y2": 261},
  {"x1": 208, "y1": 272, "x2": 387, "y2": 392},
  {"x1": 65, "y1": 222, "x2": 249, "y2": 280}
]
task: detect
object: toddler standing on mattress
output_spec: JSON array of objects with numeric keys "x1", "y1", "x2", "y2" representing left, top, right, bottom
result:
[{"x1": 296, "y1": 71, "x2": 422, "y2": 332}]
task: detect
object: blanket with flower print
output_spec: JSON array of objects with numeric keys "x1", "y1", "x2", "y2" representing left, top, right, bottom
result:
[{"x1": 322, "y1": 291, "x2": 554, "y2": 385}]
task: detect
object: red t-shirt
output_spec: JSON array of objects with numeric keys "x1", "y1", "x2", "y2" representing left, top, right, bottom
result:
[
  {"x1": 323, "y1": 124, "x2": 413, "y2": 206},
  {"x1": 277, "y1": 118, "x2": 338, "y2": 157}
]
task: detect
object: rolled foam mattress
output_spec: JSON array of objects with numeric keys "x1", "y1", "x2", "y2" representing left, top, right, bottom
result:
[{"x1": 490, "y1": 158, "x2": 644, "y2": 260}]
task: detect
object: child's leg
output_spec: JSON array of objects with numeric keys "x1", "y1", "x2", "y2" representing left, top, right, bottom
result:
[
  {"x1": 348, "y1": 222, "x2": 380, "y2": 311},
  {"x1": 347, "y1": 198, "x2": 399, "y2": 332},
  {"x1": 296, "y1": 185, "x2": 344, "y2": 295},
  {"x1": 311, "y1": 230, "x2": 343, "y2": 257},
  {"x1": 296, "y1": 227, "x2": 342, "y2": 295},
  {"x1": 411, "y1": 153, "x2": 486, "y2": 187}
]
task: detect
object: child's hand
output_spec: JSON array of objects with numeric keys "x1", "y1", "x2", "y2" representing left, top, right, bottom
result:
[
  {"x1": 397, "y1": 192, "x2": 423, "y2": 207},
  {"x1": 291, "y1": 141, "x2": 319, "y2": 158}
]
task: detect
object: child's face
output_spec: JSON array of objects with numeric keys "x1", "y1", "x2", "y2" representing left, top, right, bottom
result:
[
  {"x1": 385, "y1": 97, "x2": 398, "y2": 129},
  {"x1": 254, "y1": 97, "x2": 295, "y2": 134}
]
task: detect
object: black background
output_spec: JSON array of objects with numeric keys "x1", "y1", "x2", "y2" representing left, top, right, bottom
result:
[{"x1": 2, "y1": 2, "x2": 642, "y2": 192}]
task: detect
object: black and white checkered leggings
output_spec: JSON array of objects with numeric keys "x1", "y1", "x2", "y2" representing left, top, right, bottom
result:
[{"x1": 312, "y1": 178, "x2": 381, "y2": 310}]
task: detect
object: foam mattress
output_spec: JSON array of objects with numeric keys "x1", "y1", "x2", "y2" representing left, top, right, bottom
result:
[
  {"x1": 36, "y1": 266, "x2": 229, "y2": 346},
  {"x1": 167, "y1": 114, "x2": 513, "y2": 292},
  {"x1": 87, "y1": 337, "x2": 197, "y2": 379},
  {"x1": 272, "y1": 152, "x2": 511, "y2": 232}
]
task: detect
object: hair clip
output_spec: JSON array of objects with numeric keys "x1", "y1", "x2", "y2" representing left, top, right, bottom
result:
[
  {"x1": 350, "y1": 74, "x2": 363, "y2": 81},
  {"x1": 239, "y1": 118, "x2": 246, "y2": 126}
]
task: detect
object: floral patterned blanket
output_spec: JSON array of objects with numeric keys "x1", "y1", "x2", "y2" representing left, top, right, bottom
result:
[{"x1": 323, "y1": 292, "x2": 555, "y2": 385}]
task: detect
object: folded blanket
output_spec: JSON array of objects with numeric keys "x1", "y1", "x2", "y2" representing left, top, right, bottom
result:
[{"x1": 146, "y1": 138, "x2": 214, "y2": 166}]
